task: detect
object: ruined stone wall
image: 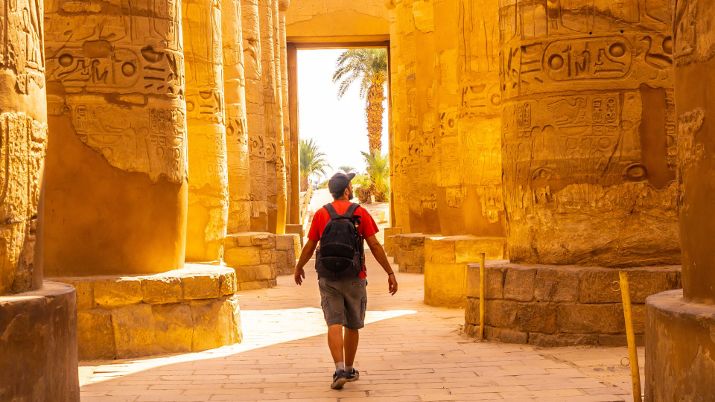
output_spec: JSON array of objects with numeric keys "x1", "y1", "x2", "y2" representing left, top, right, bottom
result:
[
  {"x1": 0, "y1": 0, "x2": 47, "y2": 293},
  {"x1": 184, "y1": 0, "x2": 229, "y2": 262},
  {"x1": 223, "y1": 0, "x2": 252, "y2": 234},
  {"x1": 44, "y1": 0, "x2": 188, "y2": 276},
  {"x1": 500, "y1": 0, "x2": 680, "y2": 267}
]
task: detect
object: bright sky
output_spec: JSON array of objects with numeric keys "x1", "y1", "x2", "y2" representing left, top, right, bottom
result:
[{"x1": 297, "y1": 49, "x2": 389, "y2": 177}]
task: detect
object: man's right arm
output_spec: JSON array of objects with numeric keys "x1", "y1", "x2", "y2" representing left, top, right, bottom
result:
[{"x1": 294, "y1": 239, "x2": 318, "y2": 285}]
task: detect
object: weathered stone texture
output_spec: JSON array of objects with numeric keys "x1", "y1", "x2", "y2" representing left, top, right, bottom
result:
[
  {"x1": 500, "y1": 0, "x2": 680, "y2": 267},
  {"x1": 0, "y1": 282, "x2": 79, "y2": 401},
  {"x1": 224, "y1": 232, "x2": 283, "y2": 289},
  {"x1": 424, "y1": 236, "x2": 506, "y2": 307},
  {"x1": 52, "y1": 265, "x2": 242, "y2": 359},
  {"x1": 383, "y1": 227, "x2": 403, "y2": 257},
  {"x1": 184, "y1": 0, "x2": 230, "y2": 262},
  {"x1": 465, "y1": 264, "x2": 682, "y2": 346},
  {"x1": 223, "y1": 0, "x2": 252, "y2": 234}
]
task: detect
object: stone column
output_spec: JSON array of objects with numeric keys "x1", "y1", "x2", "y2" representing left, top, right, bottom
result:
[
  {"x1": 223, "y1": 0, "x2": 252, "y2": 234},
  {"x1": 183, "y1": 0, "x2": 229, "y2": 261},
  {"x1": 242, "y1": 0, "x2": 269, "y2": 232},
  {"x1": 500, "y1": 0, "x2": 679, "y2": 267},
  {"x1": 1, "y1": 0, "x2": 78, "y2": 399},
  {"x1": 277, "y1": 0, "x2": 290, "y2": 234},
  {"x1": 645, "y1": 1, "x2": 715, "y2": 399},
  {"x1": 43, "y1": 0, "x2": 188, "y2": 276},
  {"x1": 259, "y1": 0, "x2": 280, "y2": 233}
]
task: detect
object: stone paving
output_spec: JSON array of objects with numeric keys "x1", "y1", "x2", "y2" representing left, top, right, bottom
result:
[{"x1": 79, "y1": 254, "x2": 642, "y2": 401}]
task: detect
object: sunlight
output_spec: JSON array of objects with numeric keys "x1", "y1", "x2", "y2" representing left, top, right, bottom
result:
[{"x1": 79, "y1": 307, "x2": 416, "y2": 387}]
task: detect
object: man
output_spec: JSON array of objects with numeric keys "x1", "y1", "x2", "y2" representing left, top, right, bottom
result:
[{"x1": 294, "y1": 172, "x2": 398, "y2": 390}]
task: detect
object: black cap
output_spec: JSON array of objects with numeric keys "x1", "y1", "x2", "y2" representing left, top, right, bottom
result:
[{"x1": 328, "y1": 172, "x2": 356, "y2": 195}]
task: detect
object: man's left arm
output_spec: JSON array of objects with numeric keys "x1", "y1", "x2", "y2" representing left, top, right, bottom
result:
[{"x1": 365, "y1": 236, "x2": 398, "y2": 295}]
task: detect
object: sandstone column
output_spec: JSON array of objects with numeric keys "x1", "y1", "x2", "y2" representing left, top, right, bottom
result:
[
  {"x1": 1, "y1": 0, "x2": 79, "y2": 399},
  {"x1": 259, "y1": 0, "x2": 280, "y2": 233},
  {"x1": 44, "y1": 0, "x2": 188, "y2": 275},
  {"x1": 500, "y1": 0, "x2": 679, "y2": 267},
  {"x1": 242, "y1": 0, "x2": 269, "y2": 232},
  {"x1": 223, "y1": 0, "x2": 252, "y2": 234},
  {"x1": 274, "y1": 0, "x2": 288, "y2": 235},
  {"x1": 184, "y1": 0, "x2": 230, "y2": 261},
  {"x1": 279, "y1": 0, "x2": 297, "y2": 226},
  {"x1": 645, "y1": 1, "x2": 715, "y2": 399}
]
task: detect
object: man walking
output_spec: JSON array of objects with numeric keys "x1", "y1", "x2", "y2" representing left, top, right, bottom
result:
[{"x1": 294, "y1": 172, "x2": 398, "y2": 390}]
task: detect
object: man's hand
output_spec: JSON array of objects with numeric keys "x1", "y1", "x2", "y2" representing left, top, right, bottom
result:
[
  {"x1": 388, "y1": 274, "x2": 398, "y2": 295},
  {"x1": 294, "y1": 266, "x2": 305, "y2": 286}
]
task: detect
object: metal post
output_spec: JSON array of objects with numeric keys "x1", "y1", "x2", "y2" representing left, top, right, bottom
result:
[
  {"x1": 619, "y1": 271, "x2": 642, "y2": 402},
  {"x1": 479, "y1": 252, "x2": 486, "y2": 340}
]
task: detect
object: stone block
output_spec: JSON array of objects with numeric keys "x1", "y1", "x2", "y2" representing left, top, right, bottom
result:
[
  {"x1": 77, "y1": 309, "x2": 115, "y2": 360},
  {"x1": 224, "y1": 247, "x2": 262, "y2": 266},
  {"x1": 503, "y1": 268, "x2": 536, "y2": 302},
  {"x1": 515, "y1": 303, "x2": 557, "y2": 334},
  {"x1": 625, "y1": 268, "x2": 681, "y2": 303},
  {"x1": 182, "y1": 273, "x2": 221, "y2": 300},
  {"x1": 425, "y1": 237, "x2": 456, "y2": 263},
  {"x1": 275, "y1": 234, "x2": 297, "y2": 250},
  {"x1": 275, "y1": 250, "x2": 295, "y2": 276},
  {"x1": 225, "y1": 233, "x2": 254, "y2": 247},
  {"x1": 465, "y1": 298, "x2": 480, "y2": 325},
  {"x1": 0, "y1": 282, "x2": 79, "y2": 402},
  {"x1": 235, "y1": 265, "x2": 275, "y2": 283},
  {"x1": 533, "y1": 267, "x2": 579, "y2": 302},
  {"x1": 528, "y1": 333, "x2": 599, "y2": 347},
  {"x1": 190, "y1": 298, "x2": 241, "y2": 351},
  {"x1": 142, "y1": 275, "x2": 182, "y2": 304},
  {"x1": 111, "y1": 304, "x2": 158, "y2": 358},
  {"x1": 578, "y1": 269, "x2": 621, "y2": 303},
  {"x1": 424, "y1": 262, "x2": 467, "y2": 307},
  {"x1": 59, "y1": 279, "x2": 94, "y2": 310},
  {"x1": 152, "y1": 304, "x2": 193, "y2": 353},
  {"x1": 220, "y1": 270, "x2": 238, "y2": 296},
  {"x1": 466, "y1": 265, "x2": 506, "y2": 300},
  {"x1": 454, "y1": 236, "x2": 506, "y2": 262},
  {"x1": 260, "y1": 249, "x2": 276, "y2": 264},
  {"x1": 94, "y1": 277, "x2": 143, "y2": 307},
  {"x1": 251, "y1": 232, "x2": 275, "y2": 248},
  {"x1": 557, "y1": 303, "x2": 624, "y2": 334},
  {"x1": 485, "y1": 299, "x2": 519, "y2": 328},
  {"x1": 485, "y1": 326, "x2": 528, "y2": 344}
]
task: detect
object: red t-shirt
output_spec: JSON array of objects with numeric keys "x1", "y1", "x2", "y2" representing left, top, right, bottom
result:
[{"x1": 308, "y1": 200, "x2": 379, "y2": 279}]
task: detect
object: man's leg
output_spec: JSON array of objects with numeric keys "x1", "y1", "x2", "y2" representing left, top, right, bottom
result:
[
  {"x1": 327, "y1": 324, "x2": 345, "y2": 366},
  {"x1": 344, "y1": 328, "x2": 359, "y2": 367}
]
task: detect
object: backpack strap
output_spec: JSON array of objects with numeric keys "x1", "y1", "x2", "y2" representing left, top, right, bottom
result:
[
  {"x1": 343, "y1": 203, "x2": 360, "y2": 219},
  {"x1": 323, "y1": 203, "x2": 340, "y2": 220}
]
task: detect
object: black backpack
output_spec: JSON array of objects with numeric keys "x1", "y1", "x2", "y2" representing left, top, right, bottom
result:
[{"x1": 315, "y1": 203, "x2": 364, "y2": 280}]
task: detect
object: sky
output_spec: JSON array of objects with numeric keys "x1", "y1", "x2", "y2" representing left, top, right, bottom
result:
[{"x1": 297, "y1": 49, "x2": 389, "y2": 177}]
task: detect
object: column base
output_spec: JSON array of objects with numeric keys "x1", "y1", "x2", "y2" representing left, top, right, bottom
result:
[
  {"x1": 0, "y1": 281, "x2": 79, "y2": 401},
  {"x1": 464, "y1": 264, "x2": 682, "y2": 346},
  {"x1": 52, "y1": 265, "x2": 241, "y2": 360},
  {"x1": 645, "y1": 289, "x2": 715, "y2": 402},
  {"x1": 393, "y1": 233, "x2": 428, "y2": 273},
  {"x1": 224, "y1": 232, "x2": 298, "y2": 287}
]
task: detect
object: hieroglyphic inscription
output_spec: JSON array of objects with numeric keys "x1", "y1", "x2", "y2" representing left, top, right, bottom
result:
[
  {"x1": 44, "y1": 0, "x2": 187, "y2": 183},
  {"x1": 0, "y1": 113, "x2": 47, "y2": 293},
  {"x1": 500, "y1": 0, "x2": 679, "y2": 266},
  {"x1": 0, "y1": 0, "x2": 45, "y2": 93}
]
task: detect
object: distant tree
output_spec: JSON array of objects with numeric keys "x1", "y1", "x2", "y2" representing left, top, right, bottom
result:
[
  {"x1": 361, "y1": 151, "x2": 390, "y2": 203},
  {"x1": 299, "y1": 138, "x2": 330, "y2": 191},
  {"x1": 332, "y1": 49, "x2": 388, "y2": 154}
]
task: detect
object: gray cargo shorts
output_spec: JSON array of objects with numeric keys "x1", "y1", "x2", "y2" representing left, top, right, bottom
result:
[{"x1": 318, "y1": 277, "x2": 367, "y2": 330}]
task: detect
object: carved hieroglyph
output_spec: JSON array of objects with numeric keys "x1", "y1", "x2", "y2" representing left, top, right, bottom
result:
[
  {"x1": 0, "y1": 0, "x2": 47, "y2": 294},
  {"x1": 44, "y1": 0, "x2": 188, "y2": 276},
  {"x1": 242, "y1": 0, "x2": 269, "y2": 232},
  {"x1": 184, "y1": 0, "x2": 229, "y2": 261},
  {"x1": 222, "y1": 0, "x2": 252, "y2": 234},
  {"x1": 500, "y1": 0, "x2": 680, "y2": 267},
  {"x1": 673, "y1": 0, "x2": 715, "y2": 303},
  {"x1": 260, "y1": 0, "x2": 279, "y2": 232}
]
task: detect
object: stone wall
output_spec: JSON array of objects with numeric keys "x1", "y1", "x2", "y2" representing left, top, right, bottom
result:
[
  {"x1": 464, "y1": 264, "x2": 681, "y2": 346},
  {"x1": 286, "y1": 0, "x2": 389, "y2": 41},
  {"x1": 54, "y1": 266, "x2": 241, "y2": 359},
  {"x1": 224, "y1": 232, "x2": 298, "y2": 290}
]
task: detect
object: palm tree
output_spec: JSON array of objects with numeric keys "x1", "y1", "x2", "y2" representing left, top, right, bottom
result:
[
  {"x1": 361, "y1": 151, "x2": 390, "y2": 203},
  {"x1": 299, "y1": 138, "x2": 330, "y2": 191},
  {"x1": 332, "y1": 49, "x2": 388, "y2": 154}
]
